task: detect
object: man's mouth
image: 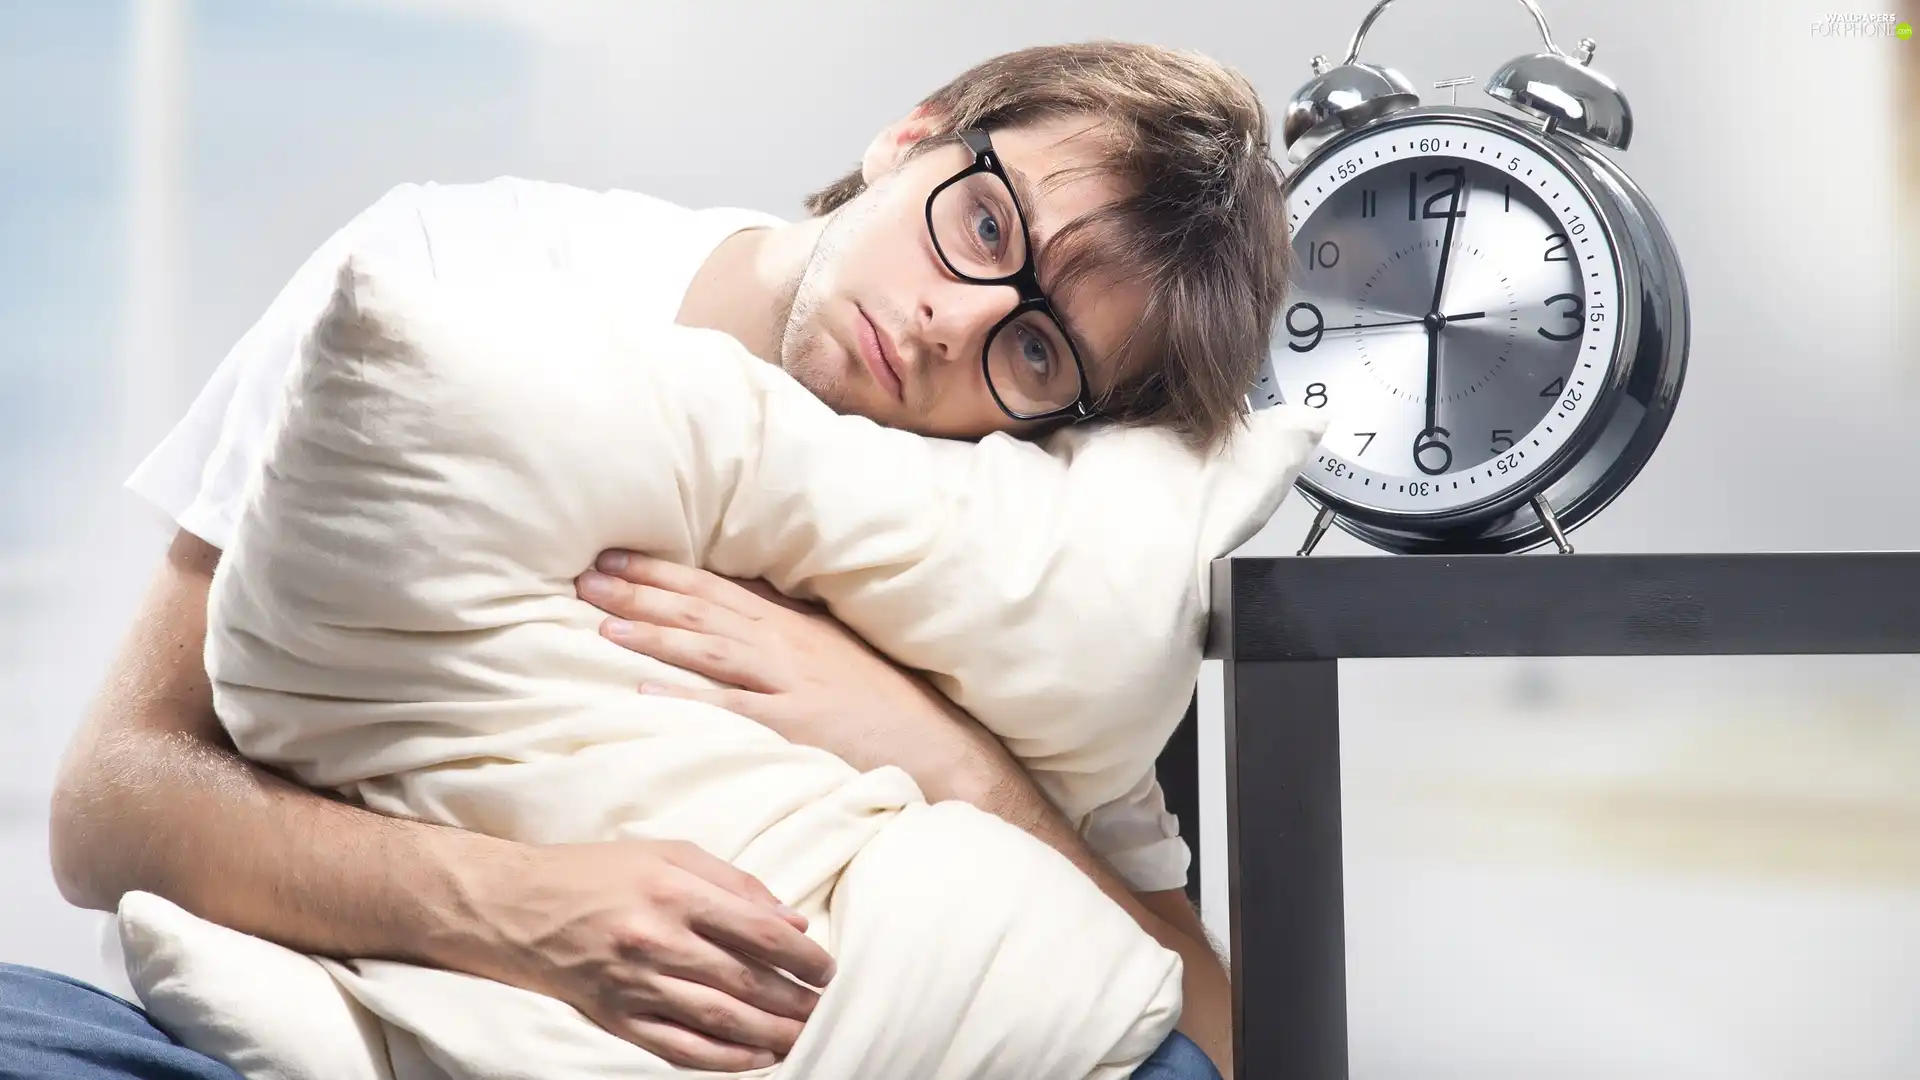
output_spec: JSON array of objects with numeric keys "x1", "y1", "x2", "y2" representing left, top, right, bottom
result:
[{"x1": 854, "y1": 305, "x2": 905, "y2": 403}]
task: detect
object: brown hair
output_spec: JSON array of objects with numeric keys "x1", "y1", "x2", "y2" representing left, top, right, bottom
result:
[{"x1": 804, "y1": 41, "x2": 1292, "y2": 451}]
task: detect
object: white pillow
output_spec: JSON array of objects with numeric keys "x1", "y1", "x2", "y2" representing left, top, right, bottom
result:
[
  {"x1": 121, "y1": 250, "x2": 1326, "y2": 1080},
  {"x1": 202, "y1": 251, "x2": 1320, "y2": 818},
  {"x1": 208, "y1": 251, "x2": 1326, "y2": 823}
]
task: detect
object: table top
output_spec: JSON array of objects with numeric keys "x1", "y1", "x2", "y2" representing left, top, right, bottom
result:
[{"x1": 1207, "y1": 551, "x2": 1920, "y2": 661}]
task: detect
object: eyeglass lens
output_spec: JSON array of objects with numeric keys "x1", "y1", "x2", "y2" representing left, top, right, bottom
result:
[{"x1": 929, "y1": 171, "x2": 1083, "y2": 416}]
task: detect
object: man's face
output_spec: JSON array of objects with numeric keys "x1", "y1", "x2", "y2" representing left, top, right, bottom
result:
[{"x1": 775, "y1": 114, "x2": 1147, "y2": 440}]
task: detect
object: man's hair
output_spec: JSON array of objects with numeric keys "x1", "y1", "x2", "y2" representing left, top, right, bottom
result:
[{"x1": 803, "y1": 41, "x2": 1292, "y2": 451}]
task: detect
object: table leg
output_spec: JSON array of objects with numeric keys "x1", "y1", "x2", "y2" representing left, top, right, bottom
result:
[{"x1": 1224, "y1": 658, "x2": 1346, "y2": 1079}]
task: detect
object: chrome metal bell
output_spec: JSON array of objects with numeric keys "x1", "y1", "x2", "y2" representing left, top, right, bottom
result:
[
  {"x1": 1281, "y1": 54, "x2": 1420, "y2": 165},
  {"x1": 1483, "y1": 37, "x2": 1633, "y2": 149},
  {"x1": 1281, "y1": 0, "x2": 1638, "y2": 163}
]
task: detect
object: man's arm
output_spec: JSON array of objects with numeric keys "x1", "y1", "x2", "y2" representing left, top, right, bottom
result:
[
  {"x1": 49, "y1": 529, "x2": 836, "y2": 1072},
  {"x1": 48, "y1": 530, "x2": 484, "y2": 955}
]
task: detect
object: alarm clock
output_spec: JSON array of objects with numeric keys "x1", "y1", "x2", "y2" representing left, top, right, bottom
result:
[{"x1": 1256, "y1": 0, "x2": 1689, "y2": 556}]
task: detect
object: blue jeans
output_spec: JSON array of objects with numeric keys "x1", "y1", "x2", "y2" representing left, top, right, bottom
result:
[{"x1": 0, "y1": 963, "x2": 1219, "y2": 1079}]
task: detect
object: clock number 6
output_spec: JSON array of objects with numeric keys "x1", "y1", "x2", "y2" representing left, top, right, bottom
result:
[{"x1": 1413, "y1": 426, "x2": 1452, "y2": 476}]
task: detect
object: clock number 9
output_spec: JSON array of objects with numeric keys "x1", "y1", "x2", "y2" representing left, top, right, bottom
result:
[{"x1": 1286, "y1": 302, "x2": 1323, "y2": 352}]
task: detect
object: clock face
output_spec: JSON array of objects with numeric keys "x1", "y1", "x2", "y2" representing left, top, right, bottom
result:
[{"x1": 1258, "y1": 115, "x2": 1627, "y2": 518}]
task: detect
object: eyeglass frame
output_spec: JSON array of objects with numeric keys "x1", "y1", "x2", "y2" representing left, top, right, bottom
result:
[{"x1": 923, "y1": 127, "x2": 1099, "y2": 424}]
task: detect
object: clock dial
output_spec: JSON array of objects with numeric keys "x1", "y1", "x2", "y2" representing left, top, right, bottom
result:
[{"x1": 1259, "y1": 118, "x2": 1626, "y2": 517}]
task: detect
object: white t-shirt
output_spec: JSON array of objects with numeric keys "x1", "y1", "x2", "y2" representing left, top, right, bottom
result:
[{"x1": 125, "y1": 175, "x2": 1191, "y2": 895}]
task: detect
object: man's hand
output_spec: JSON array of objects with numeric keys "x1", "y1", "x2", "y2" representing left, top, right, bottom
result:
[
  {"x1": 576, "y1": 550, "x2": 1236, "y2": 1075},
  {"x1": 574, "y1": 551, "x2": 1008, "y2": 799},
  {"x1": 50, "y1": 529, "x2": 834, "y2": 1075},
  {"x1": 458, "y1": 838, "x2": 834, "y2": 1071}
]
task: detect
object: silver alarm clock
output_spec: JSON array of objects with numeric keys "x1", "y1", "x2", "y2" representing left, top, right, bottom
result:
[{"x1": 1257, "y1": 0, "x2": 1689, "y2": 556}]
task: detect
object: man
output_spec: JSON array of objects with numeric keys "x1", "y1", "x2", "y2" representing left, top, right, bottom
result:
[{"x1": 19, "y1": 40, "x2": 1288, "y2": 1080}]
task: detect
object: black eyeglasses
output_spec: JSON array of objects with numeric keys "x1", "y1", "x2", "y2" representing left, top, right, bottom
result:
[{"x1": 924, "y1": 128, "x2": 1096, "y2": 423}]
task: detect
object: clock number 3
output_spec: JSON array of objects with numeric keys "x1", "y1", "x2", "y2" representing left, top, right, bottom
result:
[{"x1": 1538, "y1": 292, "x2": 1583, "y2": 341}]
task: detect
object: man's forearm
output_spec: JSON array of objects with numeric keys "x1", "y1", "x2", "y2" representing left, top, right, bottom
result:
[
  {"x1": 50, "y1": 529, "x2": 518, "y2": 974},
  {"x1": 51, "y1": 715, "x2": 509, "y2": 971}
]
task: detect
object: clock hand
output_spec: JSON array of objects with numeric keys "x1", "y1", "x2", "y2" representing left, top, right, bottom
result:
[
  {"x1": 1427, "y1": 167, "x2": 1468, "y2": 317},
  {"x1": 1424, "y1": 314, "x2": 1441, "y2": 434},
  {"x1": 1421, "y1": 167, "x2": 1467, "y2": 445},
  {"x1": 1322, "y1": 311, "x2": 1486, "y2": 332}
]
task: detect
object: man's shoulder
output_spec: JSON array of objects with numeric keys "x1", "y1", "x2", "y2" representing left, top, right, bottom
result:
[
  {"x1": 396, "y1": 176, "x2": 698, "y2": 248},
  {"x1": 390, "y1": 176, "x2": 779, "y2": 296}
]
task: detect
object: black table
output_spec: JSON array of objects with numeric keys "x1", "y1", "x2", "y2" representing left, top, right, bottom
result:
[{"x1": 1151, "y1": 551, "x2": 1920, "y2": 1079}]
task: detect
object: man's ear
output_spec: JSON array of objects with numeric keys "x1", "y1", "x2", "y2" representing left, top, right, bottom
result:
[{"x1": 860, "y1": 103, "x2": 944, "y2": 184}]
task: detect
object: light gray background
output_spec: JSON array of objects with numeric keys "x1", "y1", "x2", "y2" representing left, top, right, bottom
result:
[{"x1": 2, "y1": 2, "x2": 1915, "y2": 1077}]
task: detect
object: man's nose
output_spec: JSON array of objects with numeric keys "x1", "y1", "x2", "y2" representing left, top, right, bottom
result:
[{"x1": 918, "y1": 282, "x2": 1018, "y2": 365}]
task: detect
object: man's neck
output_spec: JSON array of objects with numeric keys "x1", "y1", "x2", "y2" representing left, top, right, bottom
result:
[{"x1": 675, "y1": 216, "x2": 825, "y2": 365}]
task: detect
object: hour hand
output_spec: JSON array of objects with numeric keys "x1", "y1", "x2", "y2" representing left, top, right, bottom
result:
[
  {"x1": 1327, "y1": 311, "x2": 1485, "y2": 331},
  {"x1": 1427, "y1": 166, "x2": 1468, "y2": 316}
]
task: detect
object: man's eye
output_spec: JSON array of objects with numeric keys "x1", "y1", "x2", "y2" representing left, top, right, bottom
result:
[
  {"x1": 1018, "y1": 328, "x2": 1052, "y2": 372},
  {"x1": 972, "y1": 205, "x2": 1002, "y2": 252}
]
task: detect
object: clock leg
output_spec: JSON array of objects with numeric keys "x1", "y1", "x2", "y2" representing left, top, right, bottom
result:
[
  {"x1": 1532, "y1": 494, "x2": 1575, "y2": 554},
  {"x1": 1297, "y1": 503, "x2": 1338, "y2": 556}
]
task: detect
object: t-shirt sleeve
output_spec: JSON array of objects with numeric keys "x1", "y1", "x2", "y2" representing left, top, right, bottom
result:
[
  {"x1": 124, "y1": 181, "x2": 451, "y2": 549},
  {"x1": 1080, "y1": 770, "x2": 1193, "y2": 894}
]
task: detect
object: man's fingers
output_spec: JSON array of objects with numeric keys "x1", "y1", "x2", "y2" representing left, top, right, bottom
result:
[
  {"x1": 655, "y1": 937, "x2": 821, "y2": 1024},
  {"x1": 613, "y1": 1014, "x2": 779, "y2": 1072},
  {"x1": 599, "y1": 617, "x2": 767, "y2": 690},
  {"x1": 663, "y1": 840, "x2": 812, "y2": 932},
  {"x1": 637, "y1": 977, "x2": 806, "y2": 1059},
  {"x1": 687, "y1": 886, "x2": 837, "y2": 989},
  {"x1": 600, "y1": 551, "x2": 773, "y2": 619},
  {"x1": 577, "y1": 570, "x2": 745, "y2": 640},
  {"x1": 661, "y1": 841, "x2": 802, "y2": 920}
]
